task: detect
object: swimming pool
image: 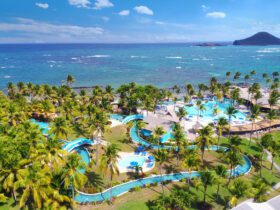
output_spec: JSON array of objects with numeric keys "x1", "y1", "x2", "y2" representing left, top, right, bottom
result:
[
  {"x1": 117, "y1": 155, "x2": 147, "y2": 168},
  {"x1": 110, "y1": 114, "x2": 124, "y2": 121},
  {"x1": 184, "y1": 99, "x2": 247, "y2": 123},
  {"x1": 30, "y1": 119, "x2": 50, "y2": 135}
]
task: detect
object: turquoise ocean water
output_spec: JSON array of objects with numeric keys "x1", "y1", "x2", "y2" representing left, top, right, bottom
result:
[{"x1": 0, "y1": 44, "x2": 279, "y2": 90}]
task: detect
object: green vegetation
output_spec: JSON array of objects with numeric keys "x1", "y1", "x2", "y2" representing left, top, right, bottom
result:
[{"x1": 0, "y1": 71, "x2": 279, "y2": 209}]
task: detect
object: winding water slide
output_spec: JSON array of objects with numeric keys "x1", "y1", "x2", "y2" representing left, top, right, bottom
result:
[
  {"x1": 32, "y1": 116, "x2": 252, "y2": 204},
  {"x1": 74, "y1": 123, "x2": 252, "y2": 203}
]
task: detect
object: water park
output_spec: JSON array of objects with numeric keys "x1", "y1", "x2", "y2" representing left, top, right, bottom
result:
[{"x1": 0, "y1": 72, "x2": 279, "y2": 210}]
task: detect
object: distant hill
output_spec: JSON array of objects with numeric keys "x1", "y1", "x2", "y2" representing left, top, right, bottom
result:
[
  {"x1": 194, "y1": 42, "x2": 227, "y2": 47},
  {"x1": 233, "y1": 32, "x2": 280, "y2": 46}
]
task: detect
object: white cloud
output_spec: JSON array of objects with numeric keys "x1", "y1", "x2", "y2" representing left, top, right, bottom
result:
[
  {"x1": 0, "y1": 18, "x2": 103, "y2": 43},
  {"x1": 119, "y1": 10, "x2": 130, "y2": 16},
  {"x1": 155, "y1": 21, "x2": 165, "y2": 25},
  {"x1": 94, "y1": 0, "x2": 114, "y2": 10},
  {"x1": 68, "y1": 0, "x2": 91, "y2": 8},
  {"x1": 134, "y1": 6, "x2": 154, "y2": 16},
  {"x1": 201, "y1": 5, "x2": 210, "y2": 12},
  {"x1": 101, "y1": 16, "x2": 110, "y2": 22},
  {"x1": 206, "y1": 12, "x2": 226, "y2": 19},
  {"x1": 35, "y1": 2, "x2": 49, "y2": 9}
]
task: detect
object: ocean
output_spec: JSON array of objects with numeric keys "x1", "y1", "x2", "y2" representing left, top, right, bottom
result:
[{"x1": 0, "y1": 43, "x2": 279, "y2": 90}]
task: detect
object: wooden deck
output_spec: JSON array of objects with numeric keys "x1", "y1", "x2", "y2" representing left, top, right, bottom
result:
[{"x1": 230, "y1": 119, "x2": 280, "y2": 134}]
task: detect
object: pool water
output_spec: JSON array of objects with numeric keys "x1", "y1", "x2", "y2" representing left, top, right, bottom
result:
[
  {"x1": 117, "y1": 155, "x2": 147, "y2": 168},
  {"x1": 31, "y1": 119, "x2": 50, "y2": 134},
  {"x1": 140, "y1": 129, "x2": 152, "y2": 137},
  {"x1": 184, "y1": 99, "x2": 247, "y2": 123},
  {"x1": 110, "y1": 114, "x2": 124, "y2": 121}
]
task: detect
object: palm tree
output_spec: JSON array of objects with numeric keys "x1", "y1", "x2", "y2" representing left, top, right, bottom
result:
[
  {"x1": 14, "y1": 164, "x2": 54, "y2": 209},
  {"x1": 226, "y1": 71, "x2": 231, "y2": 81},
  {"x1": 153, "y1": 149, "x2": 168, "y2": 194},
  {"x1": 99, "y1": 144, "x2": 120, "y2": 204},
  {"x1": 226, "y1": 106, "x2": 238, "y2": 135},
  {"x1": 154, "y1": 126, "x2": 165, "y2": 149},
  {"x1": 244, "y1": 74, "x2": 250, "y2": 85},
  {"x1": 217, "y1": 117, "x2": 228, "y2": 149},
  {"x1": 249, "y1": 105, "x2": 260, "y2": 145},
  {"x1": 200, "y1": 170, "x2": 216, "y2": 206},
  {"x1": 195, "y1": 126, "x2": 215, "y2": 163},
  {"x1": 176, "y1": 107, "x2": 187, "y2": 121},
  {"x1": 268, "y1": 138, "x2": 280, "y2": 170},
  {"x1": 229, "y1": 178, "x2": 250, "y2": 203},
  {"x1": 224, "y1": 150, "x2": 243, "y2": 185},
  {"x1": 215, "y1": 165, "x2": 227, "y2": 200},
  {"x1": 66, "y1": 75, "x2": 75, "y2": 87},
  {"x1": 0, "y1": 159, "x2": 28, "y2": 204},
  {"x1": 259, "y1": 134, "x2": 271, "y2": 177},
  {"x1": 272, "y1": 71, "x2": 279, "y2": 78},
  {"x1": 267, "y1": 110, "x2": 277, "y2": 132},
  {"x1": 252, "y1": 178, "x2": 269, "y2": 202},
  {"x1": 172, "y1": 123, "x2": 187, "y2": 165},
  {"x1": 133, "y1": 164, "x2": 143, "y2": 177},
  {"x1": 253, "y1": 90, "x2": 262, "y2": 105},
  {"x1": 233, "y1": 72, "x2": 241, "y2": 81},
  {"x1": 250, "y1": 70, "x2": 256, "y2": 77},
  {"x1": 49, "y1": 117, "x2": 70, "y2": 140},
  {"x1": 61, "y1": 153, "x2": 87, "y2": 209},
  {"x1": 184, "y1": 149, "x2": 200, "y2": 186}
]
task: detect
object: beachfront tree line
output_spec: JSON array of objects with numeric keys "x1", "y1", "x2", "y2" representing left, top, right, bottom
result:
[{"x1": 0, "y1": 70, "x2": 279, "y2": 209}]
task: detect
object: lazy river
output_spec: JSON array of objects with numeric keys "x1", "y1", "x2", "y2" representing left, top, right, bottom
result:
[{"x1": 31, "y1": 116, "x2": 252, "y2": 204}]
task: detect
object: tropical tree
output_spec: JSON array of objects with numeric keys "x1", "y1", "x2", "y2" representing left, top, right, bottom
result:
[
  {"x1": 172, "y1": 123, "x2": 187, "y2": 165},
  {"x1": 226, "y1": 71, "x2": 231, "y2": 81},
  {"x1": 252, "y1": 178, "x2": 269, "y2": 202},
  {"x1": 14, "y1": 164, "x2": 53, "y2": 209},
  {"x1": 184, "y1": 149, "x2": 201, "y2": 186},
  {"x1": 268, "y1": 138, "x2": 280, "y2": 170},
  {"x1": 176, "y1": 107, "x2": 187, "y2": 121},
  {"x1": 258, "y1": 134, "x2": 271, "y2": 177},
  {"x1": 226, "y1": 106, "x2": 238, "y2": 135},
  {"x1": 267, "y1": 110, "x2": 278, "y2": 132},
  {"x1": 249, "y1": 105, "x2": 260, "y2": 145},
  {"x1": 61, "y1": 153, "x2": 87, "y2": 209},
  {"x1": 99, "y1": 144, "x2": 120, "y2": 204},
  {"x1": 153, "y1": 126, "x2": 165, "y2": 149},
  {"x1": 66, "y1": 74, "x2": 75, "y2": 87},
  {"x1": 216, "y1": 117, "x2": 228, "y2": 149},
  {"x1": 200, "y1": 170, "x2": 216, "y2": 206},
  {"x1": 49, "y1": 117, "x2": 70, "y2": 140},
  {"x1": 195, "y1": 126, "x2": 215, "y2": 163},
  {"x1": 153, "y1": 149, "x2": 168, "y2": 194},
  {"x1": 215, "y1": 165, "x2": 227, "y2": 200},
  {"x1": 224, "y1": 150, "x2": 243, "y2": 185},
  {"x1": 229, "y1": 178, "x2": 250, "y2": 201}
]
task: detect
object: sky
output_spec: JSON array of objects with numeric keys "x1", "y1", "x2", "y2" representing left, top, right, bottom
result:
[{"x1": 0, "y1": 0, "x2": 280, "y2": 43}]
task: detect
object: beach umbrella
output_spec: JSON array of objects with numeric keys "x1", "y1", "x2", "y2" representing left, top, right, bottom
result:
[
  {"x1": 148, "y1": 156, "x2": 155, "y2": 161},
  {"x1": 193, "y1": 121, "x2": 203, "y2": 130},
  {"x1": 137, "y1": 146, "x2": 145, "y2": 152},
  {"x1": 130, "y1": 161, "x2": 138, "y2": 167}
]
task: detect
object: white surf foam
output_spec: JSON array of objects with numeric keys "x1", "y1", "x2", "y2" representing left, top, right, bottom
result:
[
  {"x1": 176, "y1": 66, "x2": 182, "y2": 69},
  {"x1": 4, "y1": 75, "x2": 11, "y2": 78},
  {"x1": 86, "y1": 55, "x2": 110, "y2": 58},
  {"x1": 166, "y1": 56, "x2": 182, "y2": 59},
  {"x1": 257, "y1": 48, "x2": 280, "y2": 53}
]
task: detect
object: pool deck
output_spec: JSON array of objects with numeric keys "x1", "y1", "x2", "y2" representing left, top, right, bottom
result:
[
  {"x1": 117, "y1": 152, "x2": 155, "y2": 173},
  {"x1": 234, "y1": 85, "x2": 279, "y2": 110},
  {"x1": 230, "y1": 119, "x2": 280, "y2": 134}
]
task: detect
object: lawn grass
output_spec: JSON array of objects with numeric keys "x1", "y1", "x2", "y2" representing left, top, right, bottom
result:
[{"x1": 103, "y1": 125, "x2": 135, "y2": 152}]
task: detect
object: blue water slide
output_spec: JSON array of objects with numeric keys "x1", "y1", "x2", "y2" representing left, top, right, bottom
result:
[
  {"x1": 122, "y1": 114, "x2": 144, "y2": 124},
  {"x1": 62, "y1": 138, "x2": 95, "y2": 153}
]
